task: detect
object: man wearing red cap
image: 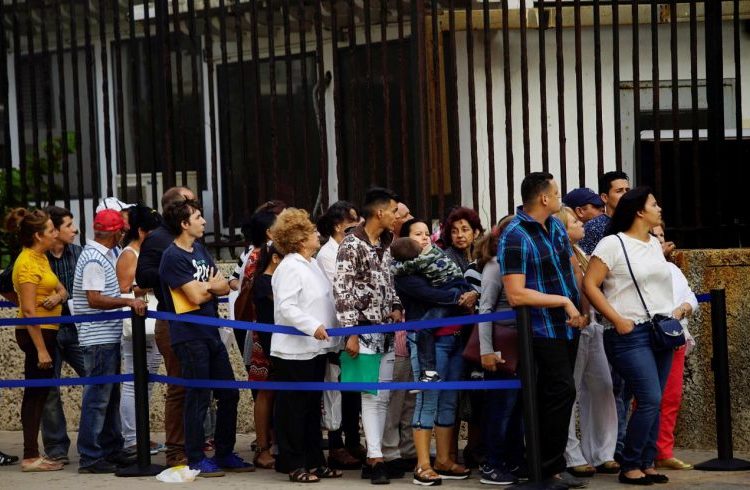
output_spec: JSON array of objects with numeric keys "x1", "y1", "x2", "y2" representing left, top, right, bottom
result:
[{"x1": 72, "y1": 209, "x2": 147, "y2": 474}]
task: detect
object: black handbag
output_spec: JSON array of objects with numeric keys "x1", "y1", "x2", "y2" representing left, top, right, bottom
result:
[{"x1": 615, "y1": 234, "x2": 686, "y2": 351}]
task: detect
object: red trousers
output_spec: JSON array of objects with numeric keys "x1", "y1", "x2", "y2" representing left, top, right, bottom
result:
[{"x1": 656, "y1": 346, "x2": 686, "y2": 460}]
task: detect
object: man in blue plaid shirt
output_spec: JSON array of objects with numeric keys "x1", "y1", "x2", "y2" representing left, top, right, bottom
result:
[{"x1": 498, "y1": 172, "x2": 589, "y2": 488}]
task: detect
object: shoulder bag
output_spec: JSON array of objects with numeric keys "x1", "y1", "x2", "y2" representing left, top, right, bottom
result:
[{"x1": 615, "y1": 234, "x2": 685, "y2": 351}]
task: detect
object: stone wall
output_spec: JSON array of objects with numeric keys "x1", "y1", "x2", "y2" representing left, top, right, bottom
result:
[{"x1": 1, "y1": 252, "x2": 749, "y2": 451}]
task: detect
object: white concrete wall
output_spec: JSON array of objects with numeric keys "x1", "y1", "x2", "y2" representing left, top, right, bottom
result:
[{"x1": 454, "y1": 20, "x2": 750, "y2": 225}]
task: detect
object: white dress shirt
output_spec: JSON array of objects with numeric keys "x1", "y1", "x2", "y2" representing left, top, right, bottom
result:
[
  {"x1": 271, "y1": 252, "x2": 342, "y2": 360},
  {"x1": 315, "y1": 238, "x2": 339, "y2": 284}
]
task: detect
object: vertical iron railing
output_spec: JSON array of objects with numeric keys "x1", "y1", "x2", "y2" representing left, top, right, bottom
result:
[{"x1": 0, "y1": 1, "x2": 747, "y2": 263}]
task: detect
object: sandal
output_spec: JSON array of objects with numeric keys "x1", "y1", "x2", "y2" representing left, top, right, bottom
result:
[
  {"x1": 253, "y1": 446, "x2": 275, "y2": 469},
  {"x1": 413, "y1": 466, "x2": 442, "y2": 486},
  {"x1": 21, "y1": 457, "x2": 63, "y2": 472},
  {"x1": 434, "y1": 462, "x2": 470, "y2": 480},
  {"x1": 0, "y1": 451, "x2": 19, "y2": 466},
  {"x1": 289, "y1": 467, "x2": 320, "y2": 483},
  {"x1": 312, "y1": 465, "x2": 343, "y2": 478}
]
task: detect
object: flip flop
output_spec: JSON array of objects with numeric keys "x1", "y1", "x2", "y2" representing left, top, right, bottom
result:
[{"x1": 21, "y1": 457, "x2": 63, "y2": 472}]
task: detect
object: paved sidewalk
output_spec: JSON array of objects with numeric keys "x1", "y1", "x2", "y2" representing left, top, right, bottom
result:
[{"x1": 0, "y1": 432, "x2": 748, "y2": 489}]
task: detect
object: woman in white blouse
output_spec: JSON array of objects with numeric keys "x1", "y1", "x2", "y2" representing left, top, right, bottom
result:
[
  {"x1": 583, "y1": 187, "x2": 675, "y2": 486},
  {"x1": 269, "y1": 208, "x2": 343, "y2": 483},
  {"x1": 315, "y1": 201, "x2": 360, "y2": 283}
]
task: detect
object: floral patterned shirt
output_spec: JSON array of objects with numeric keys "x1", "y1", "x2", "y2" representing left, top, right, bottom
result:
[{"x1": 333, "y1": 224, "x2": 403, "y2": 354}]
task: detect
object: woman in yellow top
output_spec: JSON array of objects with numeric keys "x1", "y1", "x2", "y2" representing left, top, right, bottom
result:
[{"x1": 6, "y1": 208, "x2": 68, "y2": 472}]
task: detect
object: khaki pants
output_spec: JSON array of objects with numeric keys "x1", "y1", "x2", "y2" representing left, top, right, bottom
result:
[{"x1": 154, "y1": 319, "x2": 186, "y2": 466}]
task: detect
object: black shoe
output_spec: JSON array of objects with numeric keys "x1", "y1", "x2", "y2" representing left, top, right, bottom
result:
[
  {"x1": 78, "y1": 460, "x2": 118, "y2": 474},
  {"x1": 370, "y1": 462, "x2": 390, "y2": 485},
  {"x1": 0, "y1": 451, "x2": 19, "y2": 466},
  {"x1": 510, "y1": 463, "x2": 529, "y2": 481},
  {"x1": 384, "y1": 460, "x2": 406, "y2": 479},
  {"x1": 646, "y1": 473, "x2": 669, "y2": 484},
  {"x1": 394, "y1": 457, "x2": 418, "y2": 472},
  {"x1": 555, "y1": 472, "x2": 588, "y2": 488},
  {"x1": 106, "y1": 450, "x2": 137, "y2": 467},
  {"x1": 618, "y1": 472, "x2": 654, "y2": 486}
]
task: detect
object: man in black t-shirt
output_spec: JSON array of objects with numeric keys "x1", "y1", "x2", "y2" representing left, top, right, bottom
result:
[{"x1": 159, "y1": 199, "x2": 253, "y2": 477}]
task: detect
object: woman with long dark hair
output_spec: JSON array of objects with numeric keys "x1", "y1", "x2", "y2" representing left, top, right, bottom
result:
[{"x1": 583, "y1": 187, "x2": 674, "y2": 485}]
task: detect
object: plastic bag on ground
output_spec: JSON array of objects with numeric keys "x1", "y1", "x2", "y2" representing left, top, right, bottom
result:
[{"x1": 156, "y1": 465, "x2": 201, "y2": 483}]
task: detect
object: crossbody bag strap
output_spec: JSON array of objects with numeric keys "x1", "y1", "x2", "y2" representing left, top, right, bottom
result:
[{"x1": 614, "y1": 233, "x2": 652, "y2": 319}]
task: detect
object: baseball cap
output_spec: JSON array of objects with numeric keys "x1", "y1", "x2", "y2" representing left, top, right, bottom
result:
[
  {"x1": 96, "y1": 197, "x2": 135, "y2": 213},
  {"x1": 563, "y1": 188, "x2": 604, "y2": 209},
  {"x1": 93, "y1": 209, "x2": 126, "y2": 232}
]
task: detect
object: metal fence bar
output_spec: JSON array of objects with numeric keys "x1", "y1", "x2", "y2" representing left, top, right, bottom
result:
[
  {"x1": 520, "y1": 0, "x2": 531, "y2": 175},
  {"x1": 249, "y1": 0, "x2": 265, "y2": 203},
  {"x1": 411, "y1": 0, "x2": 428, "y2": 217},
  {"x1": 669, "y1": 0, "x2": 682, "y2": 226},
  {"x1": 381, "y1": 0, "x2": 392, "y2": 189},
  {"x1": 555, "y1": 0, "x2": 566, "y2": 193},
  {"x1": 593, "y1": 0, "x2": 604, "y2": 176},
  {"x1": 297, "y1": 0, "x2": 311, "y2": 208},
  {"x1": 650, "y1": 2, "x2": 661, "y2": 197},
  {"x1": 631, "y1": 1, "x2": 641, "y2": 177},
  {"x1": 704, "y1": 0, "x2": 726, "y2": 229},
  {"x1": 172, "y1": 0, "x2": 186, "y2": 187},
  {"x1": 330, "y1": 0, "x2": 345, "y2": 201},
  {"x1": 466, "y1": 0, "x2": 479, "y2": 210},
  {"x1": 502, "y1": 0, "x2": 514, "y2": 213},
  {"x1": 313, "y1": 0, "x2": 328, "y2": 209},
  {"x1": 70, "y1": 0, "x2": 87, "y2": 241},
  {"x1": 433, "y1": 0, "x2": 445, "y2": 219},
  {"x1": 267, "y1": 2, "x2": 280, "y2": 195},
  {"x1": 55, "y1": 1, "x2": 71, "y2": 210},
  {"x1": 11, "y1": 0, "x2": 27, "y2": 204},
  {"x1": 364, "y1": 0, "x2": 375, "y2": 182},
  {"x1": 734, "y1": 0, "x2": 743, "y2": 147},
  {"x1": 143, "y1": 0, "x2": 159, "y2": 207},
  {"x1": 187, "y1": 0, "x2": 203, "y2": 192},
  {"x1": 483, "y1": 0, "x2": 496, "y2": 224},
  {"x1": 40, "y1": 3, "x2": 54, "y2": 205},
  {"x1": 346, "y1": 0, "x2": 360, "y2": 195},
  {"x1": 397, "y1": 0, "x2": 409, "y2": 205},
  {"x1": 113, "y1": 0, "x2": 127, "y2": 203},
  {"x1": 612, "y1": 0, "x2": 623, "y2": 172},
  {"x1": 24, "y1": 1, "x2": 41, "y2": 207},
  {"x1": 447, "y1": 0, "x2": 462, "y2": 211},
  {"x1": 99, "y1": 0, "x2": 113, "y2": 198},
  {"x1": 282, "y1": 0, "x2": 296, "y2": 205},
  {"x1": 203, "y1": 0, "x2": 221, "y2": 244},
  {"x1": 156, "y1": 0, "x2": 174, "y2": 192},
  {"x1": 573, "y1": 0, "x2": 585, "y2": 185},
  {"x1": 83, "y1": 1, "x2": 101, "y2": 213},
  {"x1": 217, "y1": 0, "x2": 235, "y2": 239},
  {"x1": 537, "y1": 2, "x2": 549, "y2": 172},
  {"x1": 0, "y1": 0, "x2": 11, "y2": 208},
  {"x1": 128, "y1": 0, "x2": 143, "y2": 202},
  {"x1": 689, "y1": 0, "x2": 700, "y2": 226}
]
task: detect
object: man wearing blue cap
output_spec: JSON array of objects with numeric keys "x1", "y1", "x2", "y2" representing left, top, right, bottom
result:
[{"x1": 562, "y1": 188, "x2": 604, "y2": 224}]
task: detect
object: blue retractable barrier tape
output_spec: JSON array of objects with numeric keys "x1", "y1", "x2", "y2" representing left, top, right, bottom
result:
[
  {"x1": 0, "y1": 374, "x2": 134, "y2": 388},
  {"x1": 0, "y1": 310, "x2": 131, "y2": 327}
]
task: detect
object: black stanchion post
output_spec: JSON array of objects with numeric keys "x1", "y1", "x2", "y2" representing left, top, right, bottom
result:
[
  {"x1": 512, "y1": 306, "x2": 544, "y2": 488},
  {"x1": 695, "y1": 289, "x2": 750, "y2": 471},
  {"x1": 117, "y1": 311, "x2": 165, "y2": 477}
]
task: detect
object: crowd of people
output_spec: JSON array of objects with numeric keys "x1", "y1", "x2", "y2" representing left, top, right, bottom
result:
[{"x1": 0, "y1": 171, "x2": 699, "y2": 488}]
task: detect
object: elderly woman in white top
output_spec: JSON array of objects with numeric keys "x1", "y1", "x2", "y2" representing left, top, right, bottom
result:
[
  {"x1": 651, "y1": 223, "x2": 698, "y2": 471},
  {"x1": 583, "y1": 187, "x2": 674, "y2": 486},
  {"x1": 269, "y1": 208, "x2": 343, "y2": 483}
]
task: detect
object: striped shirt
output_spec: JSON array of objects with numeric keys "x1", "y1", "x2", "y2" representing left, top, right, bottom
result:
[
  {"x1": 73, "y1": 241, "x2": 123, "y2": 346},
  {"x1": 498, "y1": 207, "x2": 579, "y2": 340}
]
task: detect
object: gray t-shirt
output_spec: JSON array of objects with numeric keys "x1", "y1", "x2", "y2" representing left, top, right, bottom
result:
[{"x1": 478, "y1": 258, "x2": 513, "y2": 355}]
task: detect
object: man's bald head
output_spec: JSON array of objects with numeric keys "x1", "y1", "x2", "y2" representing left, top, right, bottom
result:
[
  {"x1": 393, "y1": 202, "x2": 414, "y2": 236},
  {"x1": 161, "y1": 186, "x2": 195, "y2": 211}
]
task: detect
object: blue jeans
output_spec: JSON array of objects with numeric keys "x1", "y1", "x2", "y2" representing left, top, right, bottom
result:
[
  {"x1": 604, "y1": 324, "x2": 673, "y2": 472},
  {"x1": 408, "y1": 332, "x2": 463, "y2": 429},
  {"x1": 172, "y1": 337, "x2": 239, "y2": 465},
  {"x1": 77, "y1": 343, "x2": 124, "y2": 468},
  {"x1": 41, "y1": 324, "x2": 85, "y2": 459},
  {"x1": 482, "y1": 370, "x2": 524, "y2": 471}
]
